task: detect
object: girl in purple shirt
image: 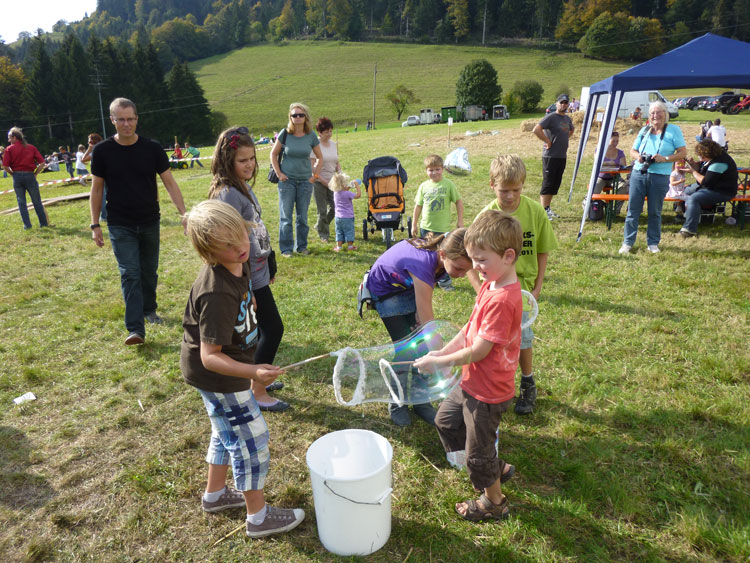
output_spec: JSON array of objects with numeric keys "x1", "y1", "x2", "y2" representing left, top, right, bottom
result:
[{"x1": 365, "y1": 231, "x2": 472, "y2": 426}]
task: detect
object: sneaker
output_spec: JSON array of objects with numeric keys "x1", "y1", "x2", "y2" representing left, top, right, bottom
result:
[
  {"x1": 545, "y1": 207, "x2": 559, "y2": 220},
  {"x1": 246, "y1": 506, "x2": 305, "y2": 538},
  {"x1": 647, "y1": 244, "x2": 660, "y2": 254},
  {"x1": 265, "y1": 381, "x2": 284, "y2": 392},
  {"x1": 437, "y1": 278, "x2": 455, "y2": 291},
  {"x1": 679, "y1": 229, "x2": 696, "y2": 238},
  {"x1": 202, "y1": 485, "x2": 246, "y2": 513},
  {"x1": 618, "y1": 244, "x2": 632, "y2": 255},
  {"x1": 145, "y1": 312, "x2": 163, "y2": 324},
  {"x1": 297, "y1": 249, "x2": 310, "y2": 255},
  {"x1": 412, "y1": 402, "x2": 437, "y2": 425},
  {"x1": 446, "y1": 450, "x2": 466, "y2": 469},
  {"x1": 125, "y1": 332, "x2": 145, "y2": 345},
  {"x1": 347, "y1": 244, "x2": 357, "y2": 251},
  {"x1": 333, "y1": 246, "x2": 342, "y2": 252},
  {"x1": 258, "y1": 399, "x2": 290, "y2": 412},
  {"x1": 281, "y1": 251, "x2": 292, "y2": 258},
  {"x1": 389, "y1": 404, "x2": 411, "y2": 427},
  {"x1": 515, "y1": 383, "x2": 537, "y2": 415}
]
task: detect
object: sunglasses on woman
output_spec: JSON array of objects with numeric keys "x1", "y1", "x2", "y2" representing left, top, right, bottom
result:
[{"x1": 291, "y1": 113, "x2": 306, "y2": 118}]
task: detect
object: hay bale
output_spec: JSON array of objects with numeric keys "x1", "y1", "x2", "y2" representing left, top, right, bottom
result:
[{"x1": 520, "y1": 119, "x2": 537, "y2": 132}]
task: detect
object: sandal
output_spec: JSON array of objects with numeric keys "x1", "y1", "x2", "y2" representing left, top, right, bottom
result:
[
  {"x1": 455, "y1": 493, "x2": 509, "y2": 521},
  {"x1": 501, "y1": 461, "x2": 515, "y2": 484}
]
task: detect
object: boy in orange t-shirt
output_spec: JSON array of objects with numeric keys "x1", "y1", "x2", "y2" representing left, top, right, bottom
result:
[{"x1": 414, "y1": 209, "x2": 522, "y2": 522}]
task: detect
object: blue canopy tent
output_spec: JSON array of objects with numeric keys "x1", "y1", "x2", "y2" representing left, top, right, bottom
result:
[{"x1": 571, "y1": 33, "x2": 750, "y2": 241}]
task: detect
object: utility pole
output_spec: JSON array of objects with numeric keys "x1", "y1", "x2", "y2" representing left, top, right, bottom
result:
[
  {"x1": 90, "y1": 63, "x2": 108, "y2": 138},
  {"x1": 372, "y1": 62, "x2": 377, "y2": 129}
]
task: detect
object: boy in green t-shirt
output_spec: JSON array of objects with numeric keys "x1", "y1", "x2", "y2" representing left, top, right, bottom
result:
[
  {"x1": 468, "y1": 154, "x2": 558, "y2": 415},
  {"x1": 412, "y1": 154, "x2": 464, "y2": 290}
]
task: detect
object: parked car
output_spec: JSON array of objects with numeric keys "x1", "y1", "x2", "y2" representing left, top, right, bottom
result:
[
  {"x1": 705, "y1": 97, "x2": 720, "y2": 111},
  {"x1": 545, "y1": 103, "x2": 557, "y2": 114},
  {"x1": 685, "y1": 95, "x2": 711, "y2": 109},
  {"x1": 401, "y1": 115, "x2": 419, "y2": 127},
  {"x1": 672, "y1": 97, "x2": 688, "y2": 108},
  {"x1": 695, "y1": 96, "x2": 717, "y2": 110}
]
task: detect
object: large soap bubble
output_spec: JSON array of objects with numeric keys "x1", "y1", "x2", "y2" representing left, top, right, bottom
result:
[
  {"x1": 284, "y1": 292, "x2": 538, "y2": 408},
  {"x1": 331, "y1": 320, "x2": 461, "y2": 407}
]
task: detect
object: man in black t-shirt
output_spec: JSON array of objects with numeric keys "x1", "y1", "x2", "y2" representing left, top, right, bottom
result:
[{"x1": 90, "y1": 97, "x2": 187, "y2": 345}]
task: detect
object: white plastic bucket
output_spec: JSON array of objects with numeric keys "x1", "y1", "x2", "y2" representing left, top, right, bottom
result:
[{"x1": 306, "y1": 429, "x2": 393, "y2": 556}]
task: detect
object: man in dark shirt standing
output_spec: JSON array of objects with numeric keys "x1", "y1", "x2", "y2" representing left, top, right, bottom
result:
[
  {"x1": 90, "y1": 97, "x2": 187, "y2": 345},
  {"x1": 532, "y1": 94, "x2": 575, "y2": 220}
]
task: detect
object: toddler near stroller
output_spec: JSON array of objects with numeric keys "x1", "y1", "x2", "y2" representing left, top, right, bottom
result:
[{"x1": 329, "y1": 173, "x2": 361, "y2": 252}]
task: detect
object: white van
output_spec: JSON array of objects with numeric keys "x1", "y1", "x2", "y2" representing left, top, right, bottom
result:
[{"x1": 580, "y1": 87, "x2": 679, "y2": 119}]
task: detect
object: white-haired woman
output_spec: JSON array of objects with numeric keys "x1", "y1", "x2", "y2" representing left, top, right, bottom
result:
[
  {"x1": 270, "y1": 103, "x2": 323, "y2": 257},
  {"x1": 620, "y1": 101, "x2": 686, "y2": 254}
]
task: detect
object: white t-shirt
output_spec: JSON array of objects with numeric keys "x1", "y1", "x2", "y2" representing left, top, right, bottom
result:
[
  {"x1": 310, "y1": 141, "x2": 338, "y2": 183},
  {"x1": 75, "y1": 150, "x2": 87, "y2": 171},
  {"x1": 708, "y1": 125, "x2": 726, "y2": 147}
]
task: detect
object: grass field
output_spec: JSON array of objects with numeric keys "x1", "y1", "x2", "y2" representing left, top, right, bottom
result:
[
  {"x1": 1, "y1": 43, "x2": 749, "y2": 562},
  {"x1": 189, "y1": 40, "x2": 750, "y2": 138},
  {"x1": 1, "y1": 123, "x2": 749, "y2": 562},
  {"x1": 191, "y1": 41, "x2": 632, "y2": 134}
]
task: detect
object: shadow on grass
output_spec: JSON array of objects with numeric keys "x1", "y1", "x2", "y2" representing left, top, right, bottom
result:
[
  {"x1": 545, "y1": 293, "x2": 684, "y2": 320},
  {"x1": 0, "y1": 426, "x2": 55, "y2": 509}
]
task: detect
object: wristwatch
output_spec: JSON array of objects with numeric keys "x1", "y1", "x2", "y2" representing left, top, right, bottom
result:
[{"x1": 90, "y1": 223, "x2": 100, "y2": 230}]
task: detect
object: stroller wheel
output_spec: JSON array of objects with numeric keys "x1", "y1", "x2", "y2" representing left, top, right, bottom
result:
[
  {"x1": 384, "y1": 228, "x2": 393, "y2": 249},
  {"x1": 362, "y1": 219, "x2": 368, "y2": 241}
]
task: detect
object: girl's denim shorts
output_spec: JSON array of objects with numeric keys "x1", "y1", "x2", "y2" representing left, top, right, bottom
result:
[{"x1": 373, "y1": 290, "x2": 417, "y2": 318}]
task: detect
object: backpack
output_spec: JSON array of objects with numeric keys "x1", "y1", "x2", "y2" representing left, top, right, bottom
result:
[
  {"x1": 357, "y1": 270, "x2": 375, "y2": 318},
  {"x1": 589, "y1": 200, "x2": 605, "y2": 221}
]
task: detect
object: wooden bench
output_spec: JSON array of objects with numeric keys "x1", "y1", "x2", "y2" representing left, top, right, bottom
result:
[{"x1": 590, "y1": 193, "x2": 750, "y2": 230}]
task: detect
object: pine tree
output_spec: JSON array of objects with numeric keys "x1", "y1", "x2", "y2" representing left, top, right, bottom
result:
[
  {"x1": 167, "y1": 61, "x2": 212, "y2": 143},
  {"x1": 22, "y1": 36, "x2": 58, "y2": 143},
  {"x1": 53, "y1": 34, "x2": 96, "y2": 145}
]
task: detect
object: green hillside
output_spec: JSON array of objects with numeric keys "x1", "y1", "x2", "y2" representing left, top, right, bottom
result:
[{"x1": 190, "y1": 41, "x2": 630, "y2": 134}]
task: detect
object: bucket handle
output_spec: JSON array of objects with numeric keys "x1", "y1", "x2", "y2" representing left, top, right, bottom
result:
[{"x1": 324, "y1": 481, "x2": 392, "y2": 505}]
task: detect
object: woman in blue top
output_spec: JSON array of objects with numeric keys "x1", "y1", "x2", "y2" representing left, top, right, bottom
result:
[
  {"x1": 270, "y1": 103, "x2": 323, "y2": 257},
  {"x1": 366, "y1": 231, "x2": 472, "y2": 427},
  {"x1": 620, "y1": 101, "x2": 686, "y2": 255}
]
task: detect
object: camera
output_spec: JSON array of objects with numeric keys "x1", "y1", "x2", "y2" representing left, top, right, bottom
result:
[{"x1": 639, "y1": 153, "x2": 656, "y2": 170}]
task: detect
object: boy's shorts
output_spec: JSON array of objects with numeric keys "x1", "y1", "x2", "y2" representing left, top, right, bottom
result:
[
  {"x1": 521, "y1": 310, "x2": 534, "y2": 350},
  {"x1": 335, "y1": 216, "x2": 355, "y2": 243},
  {"x1": 198, "y1": 389, "x2": 270, "y2": 491}
]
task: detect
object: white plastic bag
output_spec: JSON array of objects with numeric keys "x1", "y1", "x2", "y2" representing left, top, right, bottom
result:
[{"x1": 444, "y1": 147, "x2": 472, "y2": 175}]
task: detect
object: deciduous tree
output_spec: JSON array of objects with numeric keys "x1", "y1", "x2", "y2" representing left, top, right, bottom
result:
[
  {"x1": 455, "y1": 59, "x2": 501, "y2": 110},
  {"x1": 386, "y1": 84, "x2": 420, "y2": 119}
]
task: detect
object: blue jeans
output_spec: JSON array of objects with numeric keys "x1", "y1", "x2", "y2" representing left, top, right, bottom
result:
[
  {"x1": 108, "y1": 221, "x2": 160, "y2": 336},
  {"x1": 623, "y1": 171, "x2": 670, "y2": 246},
  {"x1": 335, "y1": 216, "x2": 355, "y2": 243},
  {"x1": 12, "y1": 172, "x2": 48, "y2": 229},
  {"x1": 278, "y1": 179, "x2": 313, "y2": 253},
  {"x1": 683, "y1": 189, "x2": 730, "y2": 234}
]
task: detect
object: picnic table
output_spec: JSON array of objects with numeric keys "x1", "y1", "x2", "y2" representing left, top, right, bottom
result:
[{"x1": 591, "y1": 166, "x2": 750, "y2": 230}]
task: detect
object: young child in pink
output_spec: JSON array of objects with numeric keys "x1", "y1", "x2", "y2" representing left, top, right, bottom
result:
[
  {"x1": 330, "y1": 172, "x2": 361, "y2": 251},
  {"x1": 666, "y1": 159, "x2": 691, "y2": 221},
  {"x1": 414, "y1": 209, "x2": 523, "y2": 522}
]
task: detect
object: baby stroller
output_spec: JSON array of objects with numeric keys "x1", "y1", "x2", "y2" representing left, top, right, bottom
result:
[{"x1": 361, "y1": 156, "x2": 412, "y2": 248}]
